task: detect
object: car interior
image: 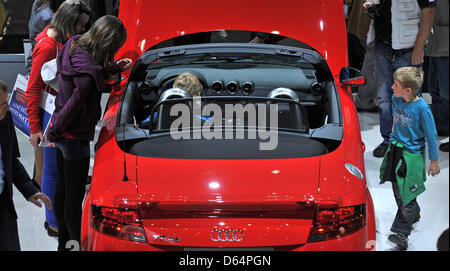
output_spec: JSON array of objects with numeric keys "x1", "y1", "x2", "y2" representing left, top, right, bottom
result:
[{"x1": 116, "y1": 33, "x2": 343, "y2": 159}]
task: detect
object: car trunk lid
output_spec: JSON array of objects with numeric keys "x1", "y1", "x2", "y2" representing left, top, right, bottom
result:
[{"x1": 131, "y1": 157, "x2": 330, "y2": 247}]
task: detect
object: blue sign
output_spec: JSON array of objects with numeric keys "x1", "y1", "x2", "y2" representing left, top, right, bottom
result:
[{"x1": 9, "y1": 74, "x2": 55, "y2": 146}]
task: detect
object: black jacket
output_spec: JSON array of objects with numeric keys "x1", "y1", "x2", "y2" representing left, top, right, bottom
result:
[{"x1": 0, "y1": 111, "x2": 38, "y2": 219}]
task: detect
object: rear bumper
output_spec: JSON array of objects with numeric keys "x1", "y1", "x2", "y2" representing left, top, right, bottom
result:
[
  {"x1": 81, "y1": 191, "x2": 377, "y2": 251},
  {"x1": 83, "y1": 226, "x2": 371, "y2": 251}
]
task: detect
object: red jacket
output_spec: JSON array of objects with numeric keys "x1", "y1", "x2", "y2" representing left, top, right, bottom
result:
[{"x1": 26, "y1": 25, "x2": 62, "y2": 134}]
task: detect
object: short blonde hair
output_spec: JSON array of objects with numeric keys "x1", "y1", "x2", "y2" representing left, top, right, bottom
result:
[
  {"x1": 173, "y1": 72, "x2": 202, "y2": 96},
  {"x1": 393, "y1": 67, "x2": 424, "y2": 96}
]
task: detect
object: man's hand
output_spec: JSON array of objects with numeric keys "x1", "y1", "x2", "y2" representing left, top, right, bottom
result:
[
  {"x1": 412, "y1": 44, "x2": 425, "y2": 65},
  {"x1": 29, "y1": 132, "x2": 43, "y2": 147},
  {"x1": 412, "y1": 6, "x2": 437, "y2": 65},
  {"x1": 428, "y1": 160, "x2": 440, "y2": 177},
  {"x1": 28, "y1": 192, "x2": 52, "y2": 209}
]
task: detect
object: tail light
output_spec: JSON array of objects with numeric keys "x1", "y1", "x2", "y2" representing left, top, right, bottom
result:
[
  {"x1": 308, "y1": 204, "x2": 365, "y2": 242},
  {"x1": 91, "y1": 205, "x2": 147, "y2": 243}
]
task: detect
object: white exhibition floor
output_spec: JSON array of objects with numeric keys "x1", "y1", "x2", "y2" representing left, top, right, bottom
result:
[{"x1": 11, "y1": 109, "x2": 449, "y2": 251}]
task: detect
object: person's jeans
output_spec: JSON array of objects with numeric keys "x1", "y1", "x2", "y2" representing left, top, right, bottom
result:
[
  {"x1": 374, "y1": 41, "x2": 419, "y2": 144},
  {"x1": 390, "y1": 180, "x2": 420, "y2": 236},
  {"x1": 355, "y1": 41, "x2": 378, "y2": 110},
  {"x1": 54, "y1": 138, "x2": 90, "y2": 251},
  {"x1": 42, "y1": 147, "x2": 58, "y2": 228},
  {"x1": 428, "y1": 56, "x2": 449, "y2": 132},
  {"x1": 55, "y1": 138, "x2": 90, "y2": 160}
]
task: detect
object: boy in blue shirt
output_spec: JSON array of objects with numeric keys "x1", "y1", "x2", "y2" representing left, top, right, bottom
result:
[{"x1": 379, "y1": 67, "x2": 440, "y2": 250}]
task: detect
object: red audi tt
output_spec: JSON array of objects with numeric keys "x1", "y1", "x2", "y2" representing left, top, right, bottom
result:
[{"x1": 81, "y1": 0, "x2": 376, "y2": 251}]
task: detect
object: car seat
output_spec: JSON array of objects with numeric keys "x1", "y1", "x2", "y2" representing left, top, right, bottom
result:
[
  {"x1": 156, "y1": 88, "x2": 190, "y2": 130},
  {"x1": 267, "y1": 87, "x2": 302, "y2": 130}
]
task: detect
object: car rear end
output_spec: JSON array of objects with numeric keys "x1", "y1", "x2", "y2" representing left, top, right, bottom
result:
[
  {"x1": 81, "y1": 0, "x2": 376, "y2": 251},
  {"x1": 83, "y1": 146, "x2": 374, "y2": 251}
]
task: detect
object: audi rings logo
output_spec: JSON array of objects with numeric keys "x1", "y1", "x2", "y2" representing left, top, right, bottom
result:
[{"x1": 210, "y1": 229, "x2": 244, "y2": 242}]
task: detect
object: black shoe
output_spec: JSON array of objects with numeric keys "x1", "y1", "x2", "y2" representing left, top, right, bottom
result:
[
  {"x1": 388, "y1": 233, "x2": 408, "y2": 250},
  {"x1": 31, "y1": 179, "x2": 41, "y2": 192},
  {"x1": 439, "y1": 142, "x2": 449, "y2": 152},
  {"x1": 373, "y1": 143, "x2": 389, "y2": 158}
]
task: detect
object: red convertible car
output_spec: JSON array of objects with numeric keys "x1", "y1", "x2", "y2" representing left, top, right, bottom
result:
[{"x1": 81, "y1": 0, "x2": 376, "y2": 251}]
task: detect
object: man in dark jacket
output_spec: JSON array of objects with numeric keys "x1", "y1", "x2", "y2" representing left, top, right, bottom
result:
[{"x1": 0, "y1": 80, "x2": 52, "y2": 251}]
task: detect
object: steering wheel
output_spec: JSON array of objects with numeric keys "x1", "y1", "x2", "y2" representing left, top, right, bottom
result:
[{"x1": 158, "y1": 76, "x2": 179, "y2": 96}]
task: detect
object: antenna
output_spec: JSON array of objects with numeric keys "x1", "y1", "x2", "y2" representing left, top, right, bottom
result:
[{"x1": 122, "y1": 124, "x2": 128, "y2": 182}]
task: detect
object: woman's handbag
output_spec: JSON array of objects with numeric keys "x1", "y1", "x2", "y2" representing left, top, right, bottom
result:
[
  {"x1": 41, "y1": 58, "x2": 58, "y2": 91},
  {"x1": 40, "y1": 44, "x2": 59, "y2": 92}
]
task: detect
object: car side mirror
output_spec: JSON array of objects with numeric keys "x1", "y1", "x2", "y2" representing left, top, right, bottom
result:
[{"x1": 339, "y1": 67, "x2": 366, "y2": 86}]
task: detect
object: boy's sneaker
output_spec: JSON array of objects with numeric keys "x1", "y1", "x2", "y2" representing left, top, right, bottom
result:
[
  {"x1": 373, "y1": 143, "x2": 389, "y2": 158},
  {"x1": 388, "y1": 233, "x2": 408, "y2": 251}
]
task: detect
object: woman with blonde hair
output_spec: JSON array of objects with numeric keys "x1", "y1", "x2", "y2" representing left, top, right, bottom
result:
[
  {"x1": 47, "y1": 15, "x2": 131, "y2": 251},
  {"x1": 25, "y1": 0, "x2": 91, "y2": 237}
]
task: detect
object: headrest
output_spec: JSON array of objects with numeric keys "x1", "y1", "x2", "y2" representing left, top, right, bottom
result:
[
  {"x1": 267, "y1": 87, "x2": 299, "y2": 102},
  {"x1": 159, "y1": 88, "x2": 189, "y2": 102}
]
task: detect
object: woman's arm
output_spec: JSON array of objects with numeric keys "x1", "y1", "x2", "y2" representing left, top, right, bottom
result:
[
  {"x1": 25, "y1": 41, "x2": 57, "y2": 146},
  {"x1": 420, "y1": 107, "x2": 439, "y2": 161}
]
